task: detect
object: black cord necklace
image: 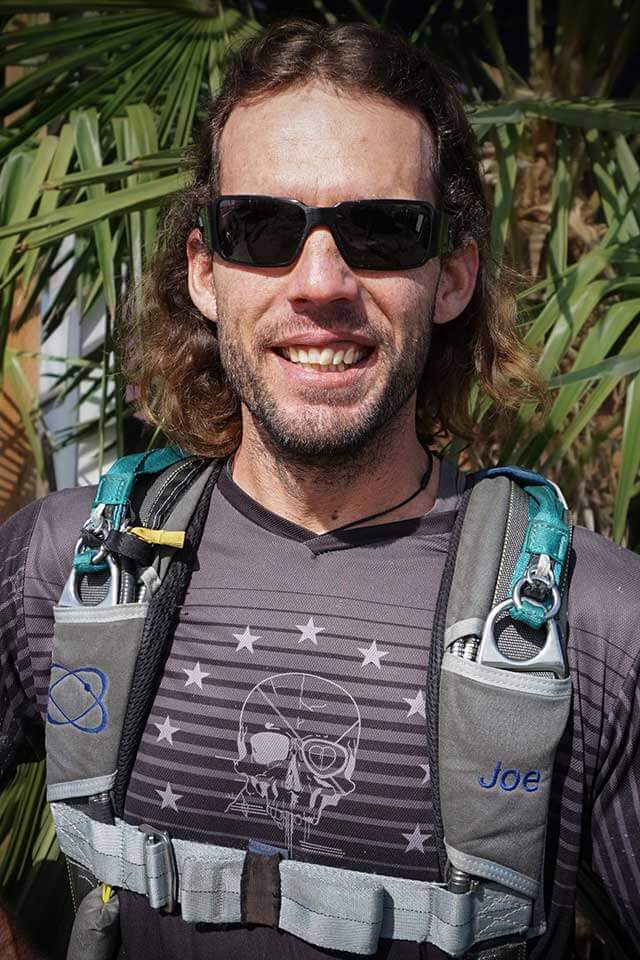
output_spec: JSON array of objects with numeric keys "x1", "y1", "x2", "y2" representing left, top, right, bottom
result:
[{"x1": 327, "y1": 450, "x2": 434, "y2": 534}]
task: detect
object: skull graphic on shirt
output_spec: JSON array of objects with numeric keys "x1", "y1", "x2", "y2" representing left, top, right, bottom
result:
[{"x1": 228, "y1": 673, "x2": 360, "y2": 851}]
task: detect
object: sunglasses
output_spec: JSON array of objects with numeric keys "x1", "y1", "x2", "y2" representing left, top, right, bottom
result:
[{"x1": 200, "y1": 195, "x2": 450, "y2": 271}]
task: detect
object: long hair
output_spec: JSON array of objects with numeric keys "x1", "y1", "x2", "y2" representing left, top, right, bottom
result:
[{"x1": 122, "y1": 19, "x2": 542, "y2": 457}]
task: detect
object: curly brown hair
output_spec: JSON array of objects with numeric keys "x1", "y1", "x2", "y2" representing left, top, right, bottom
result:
[{"x1": 122, "y1": 19, "x2": 542, "y2": 458}]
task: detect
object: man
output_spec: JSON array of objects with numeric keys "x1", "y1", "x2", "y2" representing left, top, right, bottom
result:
[{"x1": 1, "y1": 19, "x2": 639, "y2": 960}]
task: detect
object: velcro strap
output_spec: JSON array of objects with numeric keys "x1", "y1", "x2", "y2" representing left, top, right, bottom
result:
[
  {"x1": 51, "y1": 804, "x2": 534, "y2": 956},
  {"x1": 104, "y1": 530, "x2": 154, "y2": 567},
  {"x1": 241, "y1": 851, "x2": 281, "y2": 926}
]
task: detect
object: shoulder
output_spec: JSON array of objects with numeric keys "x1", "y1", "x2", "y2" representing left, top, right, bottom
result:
[
  {"x1": 566, "y1": 525, "x2": 640, "y2": 698},
  {"x1": 1, "y1": 486, "x2": 95, "y2": 596},
  {"x1": 567, "y1": 526, "x2": 640, "y2": 639}
]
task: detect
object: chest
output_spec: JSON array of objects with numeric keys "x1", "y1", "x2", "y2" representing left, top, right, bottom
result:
[{"x1": 123, "y1": 552, "x2": 445, "y2": 881}]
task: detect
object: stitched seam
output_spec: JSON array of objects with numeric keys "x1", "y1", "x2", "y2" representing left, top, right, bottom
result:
[
  {"x1": 147, "y1": 461, "x2": 197, "y2": 526},
  {"x1": 155, "y1": 466, "x2": 202, "y2": 524},
  {"x1": 450, "y1": 857, "x2": 534, "y2": 895},
  {"x1": 281, "y1": 895, "x2": 380, "y2": 926},
  {"x1": 444, "y1": 658, "x2": 570, "y2": 697},
  {"x1": 492, "y1": 481, "x2": 515, "y2": 606}
]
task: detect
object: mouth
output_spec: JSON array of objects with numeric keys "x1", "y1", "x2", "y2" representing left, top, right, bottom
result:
[{"x1": 272, "y1": 341, "x2": 374, "y2": 372}]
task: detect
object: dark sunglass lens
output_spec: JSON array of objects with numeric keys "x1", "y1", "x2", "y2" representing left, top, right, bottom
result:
[
  {"x1": 336, "y1": 202, "x2": 432, "y2": 269},
  {"x1": 216, "y1": 198, "x2": 306, "y2": 266}
]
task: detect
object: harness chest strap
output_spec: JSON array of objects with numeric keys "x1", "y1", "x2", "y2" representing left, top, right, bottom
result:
[{"x1": 51, "y1": 803, "x2": 535, "y2": 957}]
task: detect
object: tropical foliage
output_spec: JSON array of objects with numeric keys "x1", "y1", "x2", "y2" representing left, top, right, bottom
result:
[
  {"x1": 0, "y1": 1, "x2": 639, "y2": 536},
  {"x1": 0, "y1": 2, "x2": 639, "y2": 957}
]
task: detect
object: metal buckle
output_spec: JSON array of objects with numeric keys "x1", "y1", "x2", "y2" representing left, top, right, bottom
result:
[
  {"x1": 139, "y1": 824, "x2": 178, "y2": 913},
  {"x1": 58, "y1": 540, "x2": 120, "y2": 608},
  {"x1": 477, "y1": 582, "x2": 566, "y2": 678}
]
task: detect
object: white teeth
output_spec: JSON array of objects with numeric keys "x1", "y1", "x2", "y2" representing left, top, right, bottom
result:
[{"x1": 280, "y1": 344, "x2": 369, "y2": 369}]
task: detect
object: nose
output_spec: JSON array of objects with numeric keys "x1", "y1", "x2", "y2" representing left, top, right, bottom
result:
[{"x1": 287, "y1": 226, "x2": 360, "y2": 307}]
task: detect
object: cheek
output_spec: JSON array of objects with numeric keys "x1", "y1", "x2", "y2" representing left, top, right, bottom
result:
[
  {"x1": 369, "y1": 278, "x2": 432, "y2": 347},
  {"x1": 214, "y1": 266, "x2": 275, "y2": 336}
]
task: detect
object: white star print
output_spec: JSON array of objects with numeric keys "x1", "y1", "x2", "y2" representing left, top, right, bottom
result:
[
  {"x1": 296, "y1": 617, "x2": 324, "y2": 645},
  {"x1": 419, "y1": 763, "x2": 430, "y2": 785},
  {"x1": 154, "y1": 715, "x2": 180, "y2": 745},
  {"x1": 155, "y1": 782, "x2": 183, "y2": 811},
  {"x1": 183, "y1": 661, "x2": 210, "y2": 690},
  {"x1": 403, "y1": 689, "x2": 426, "y2": 719},
  {"x1": 358, "y1": 640, "x2": 389, "y2": 669},
  {"x1": 234, "y1": 626, "x2": 261, "y2": 653},
  {"x1": 402, "y1": 823, "x2": 431, "y2": 854}
]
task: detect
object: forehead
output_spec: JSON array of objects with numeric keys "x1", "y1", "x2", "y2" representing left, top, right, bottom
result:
[{"x1": 218, "y1": 82, "x2": 435, "y2": 203}]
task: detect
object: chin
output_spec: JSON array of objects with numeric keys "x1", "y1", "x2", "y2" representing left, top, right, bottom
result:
[{"x1": 253, "y1": 407, "x2": 391, "y2": 462}]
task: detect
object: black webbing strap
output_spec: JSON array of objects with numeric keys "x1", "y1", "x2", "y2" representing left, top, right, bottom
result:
[
  {"x1": 104, "y1": 529, "x2": 154, "y2": 567},
  {"x1": 240, "y1": 851, "x2": 282, "y2": 926},
  {"x1": 112, "y1": 461, "x2": 221, "y2": 818},
  {"x1": 425, "y1": 484, "x2": 473, "y2": 879},
  {"x1": 466, "y1": 938, "x2": 527, "y2": 959}
]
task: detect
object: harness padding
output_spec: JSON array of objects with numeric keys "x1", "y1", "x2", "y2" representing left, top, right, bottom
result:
[
  {"x1": 439, "y1": 655, "x2": 570, "y2": 894},
  {"x1": 434, "y1": 472, "x2": 572, "y2": 932},
  {"x1": 46, "y1": 457, "x2": 216, "y2": 806},
  {"x1": 46, "y1": 604, "x2": 147, "y2": 801}
]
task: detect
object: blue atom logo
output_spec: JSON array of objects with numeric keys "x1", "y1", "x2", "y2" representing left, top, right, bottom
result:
[{"x1": 47, "y1": 663, "x2": 108, "y2": 733}]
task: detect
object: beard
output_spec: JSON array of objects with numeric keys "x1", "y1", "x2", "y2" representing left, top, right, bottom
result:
[{"x1": 216, "y1": 301, "x2": 435, "y2": 467}]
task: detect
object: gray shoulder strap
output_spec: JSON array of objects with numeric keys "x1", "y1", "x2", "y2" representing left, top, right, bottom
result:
[
  {"x1": 46, "y1": 458, "x2": 220, "y2": 811},
  {"x1": 433, "y1": 473, "x2": 572, "y2": 956}
]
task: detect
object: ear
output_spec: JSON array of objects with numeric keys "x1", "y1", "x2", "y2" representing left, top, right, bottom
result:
[
  {"x1": 433, "y1": 239, "x2": 479, "y2": 326},
  {"x1": 187, "y1": 227, "x2": 218, "y2": 323}
]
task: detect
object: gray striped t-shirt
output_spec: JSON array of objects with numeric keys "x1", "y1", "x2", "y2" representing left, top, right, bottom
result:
[{"x1": 1, "y1": 458, "x2": 639, "y2": 959}]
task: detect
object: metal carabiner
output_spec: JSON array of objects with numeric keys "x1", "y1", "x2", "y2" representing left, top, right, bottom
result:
[{"x1": 477, "y1": 597, "x2": 566, "y2": 678}]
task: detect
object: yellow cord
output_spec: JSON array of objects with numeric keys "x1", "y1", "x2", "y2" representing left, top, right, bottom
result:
[
  {"x1": 129, "y1": 527, "x2": 185, "y2": 548},
  {"x1": 101, "y1": 883, "x2": 113, "y2": 903}
]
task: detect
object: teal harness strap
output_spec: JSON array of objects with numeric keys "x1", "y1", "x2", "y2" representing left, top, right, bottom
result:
[
  {"x1": 473, "y1": 467, "x2": 570, "y2": 630},
  {"x1": 74, "y1": 446, "x2": 188, "y2": 574},
  {"x1": 93, "y1": 446, "x2": 186, "y2": 512}
]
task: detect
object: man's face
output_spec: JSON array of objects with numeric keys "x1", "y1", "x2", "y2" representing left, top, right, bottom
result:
[{"x1": 195, "y1": 84, "x2": 449, "y2": 460}]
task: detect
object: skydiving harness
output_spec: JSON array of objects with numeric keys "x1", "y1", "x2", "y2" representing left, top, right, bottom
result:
[{"x1": 46, "y1": 448, "x2": 573, "y2": 959}]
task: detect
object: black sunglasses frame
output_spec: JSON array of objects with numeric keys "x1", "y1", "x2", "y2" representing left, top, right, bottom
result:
[{"x1": 200, "y1": 195, "x2": 450, "y2": 271}]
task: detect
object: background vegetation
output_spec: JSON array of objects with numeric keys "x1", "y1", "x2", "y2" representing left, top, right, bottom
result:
[{"x1": 0, "y1": 1, "x2": 639, "y2": 957}]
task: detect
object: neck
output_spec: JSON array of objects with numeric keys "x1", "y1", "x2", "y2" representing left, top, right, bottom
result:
[{"x1": 231, "y1": 406, "x2": 439, "y2": 534}]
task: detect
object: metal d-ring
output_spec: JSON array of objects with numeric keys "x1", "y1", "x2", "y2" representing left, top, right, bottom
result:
[
  {"x1": 58, "y1": 544, "x2": 120, "y2": 608},
  {"x1": 477, "y1": 597, "x2": 566, "y2": 678}
]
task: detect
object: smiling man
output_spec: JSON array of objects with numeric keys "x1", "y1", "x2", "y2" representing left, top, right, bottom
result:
[
  {"x1": 190, "y1": 83, "x2": 471, "y2": 491},
  {"x1": 186, "y1": 81, "x2": 475, "y2": 526},
  {"x1": 1, "y1": 19, "x2": 639, "y2": 960}
]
